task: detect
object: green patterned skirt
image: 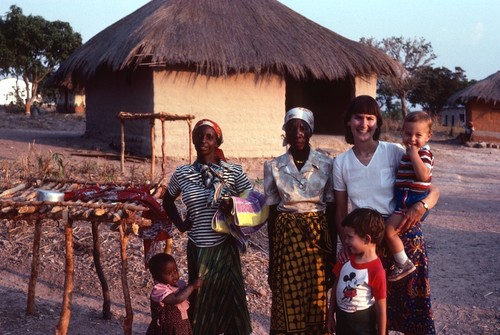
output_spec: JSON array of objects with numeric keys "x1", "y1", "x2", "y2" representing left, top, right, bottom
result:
[{"x1": 187, "y1": 237, "x2": 252, "y2": 335}]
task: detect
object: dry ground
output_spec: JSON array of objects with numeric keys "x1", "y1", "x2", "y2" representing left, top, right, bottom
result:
[{"x1": 0, "y1": 110, "x2": 499, "y2": 334}]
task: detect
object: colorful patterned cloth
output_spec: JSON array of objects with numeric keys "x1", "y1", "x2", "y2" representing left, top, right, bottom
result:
[
  {"x1": 378, "y1": 222, "x2": 436, "y2": 335},
  {"x1": 269, "y1": 212, "x2": 332, "y2": 334},
  {"x1": 64, "y1": 185, "x2": 173, "y2": 267},
  {"x1": 212, "y1": 189, "x2": 269, "y2": 251}
]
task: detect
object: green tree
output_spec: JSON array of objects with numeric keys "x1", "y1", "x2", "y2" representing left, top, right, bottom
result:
[
  {"x1": 0, "y1": 5, "x2": 81, "y2": 114},
  {"x1": 361, "y1": 36, "x2": 437, "y2": 118},
  {"x1": 409, "y1": 66, "x2": 471, "y2": 116}
]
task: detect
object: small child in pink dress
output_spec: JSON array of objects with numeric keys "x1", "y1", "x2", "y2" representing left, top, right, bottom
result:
[{"x1": 146, "y1": 253, "x2": 202, "y2": 335}]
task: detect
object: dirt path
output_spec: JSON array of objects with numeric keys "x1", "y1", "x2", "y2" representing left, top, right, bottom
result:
[
  {"x1": 1, "y1": 113, "x2": 499, "y2": 334},
  {"x1": 425, "y1": 140, "x2": 500, "y2": 334}
]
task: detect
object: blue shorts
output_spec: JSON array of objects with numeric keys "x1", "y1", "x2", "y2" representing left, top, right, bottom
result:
[{"x1": 394, "y1": 188, "x2": 430, "y2": 221}]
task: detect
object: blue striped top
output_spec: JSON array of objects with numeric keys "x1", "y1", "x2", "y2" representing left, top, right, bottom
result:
[{"x1": 167, "y1": 161, "x2": 252, "y2": 247}]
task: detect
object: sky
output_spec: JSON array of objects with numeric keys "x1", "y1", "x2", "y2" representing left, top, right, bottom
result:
[{"x1": 1, "y1": 0, "x2": 499, "y2": 81}]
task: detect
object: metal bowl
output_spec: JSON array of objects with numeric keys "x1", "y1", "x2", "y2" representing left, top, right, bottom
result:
[{"x1": 37, "y1": 190, "x2": 65, "y2": 202}]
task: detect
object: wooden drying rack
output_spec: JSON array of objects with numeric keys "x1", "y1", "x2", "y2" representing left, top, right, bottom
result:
[
  {"x1": 0, "y1": 179, "x2": 159, "y2": 335},
  {"x1": 0, "y1": 111, "x2": 196, "y2": 334},
  {"x1": 117, "y1": 112, "x2": 195, "y2": 179}
]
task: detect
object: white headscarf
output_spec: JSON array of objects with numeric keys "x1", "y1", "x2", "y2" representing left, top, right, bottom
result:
[{"x1": 282, "y1": 107, "x2": 314, "y2": 133}]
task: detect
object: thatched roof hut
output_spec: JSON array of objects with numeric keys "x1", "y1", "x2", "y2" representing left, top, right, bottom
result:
[
  {"x1": 57, "y1": 0, "x2": 401, "y2": 159},
  {"x1": 449, "y1": 71, "x2": 500, "y2": 106},
  {"x1": 449, "y1": 71, "x2": 500, "y2": 142}
]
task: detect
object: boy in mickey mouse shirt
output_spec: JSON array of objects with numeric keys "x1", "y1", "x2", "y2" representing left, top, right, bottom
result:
[{"x1": 327, "y1": 208, "x2": 386, "y2": 335}]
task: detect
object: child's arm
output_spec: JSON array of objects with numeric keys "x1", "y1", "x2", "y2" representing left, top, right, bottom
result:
[
  {"x1": 162, "y1": 278, "x2": 202, "y2": 305},
  {"x1": 326, "y1": 277, "x2": 338, "y2": 333},
  {"x1": 374, "y1": 298, "x2": 387, "y2": 335},
  {"x1": 406, "y1": 146, "x2": 431, "y2": 181}
]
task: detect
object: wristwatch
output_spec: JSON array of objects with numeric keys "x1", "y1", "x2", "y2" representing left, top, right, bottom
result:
[{"x1": 419, "y1": 200, "x2": 429, "y2": 211}]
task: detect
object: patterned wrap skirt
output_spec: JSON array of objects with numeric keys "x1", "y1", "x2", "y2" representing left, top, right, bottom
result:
[
  {"x1": 270, "y1": 212, "x2": 333, "y2": 335},
  {"x1": 187, "y1": 237, "x2": 252, "y2": 335},
  {"x1": 379, "y1": 222, "x2": 436, "y2": 335}
]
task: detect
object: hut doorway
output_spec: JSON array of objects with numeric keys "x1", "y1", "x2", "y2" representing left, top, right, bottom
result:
[{"x1": 285, "y1": 77, "x2": 354, "y2": 135}]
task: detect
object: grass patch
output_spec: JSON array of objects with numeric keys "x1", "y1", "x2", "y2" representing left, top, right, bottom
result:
[{"x1": 0, "y1": 143, "x2": 152, "y2": 190}]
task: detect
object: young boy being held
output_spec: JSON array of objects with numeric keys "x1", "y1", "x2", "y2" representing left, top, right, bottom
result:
[
  {"x1": 386, "y1": 111, "x2": 434, "y2": 282},
  {"x1": 327, "y1": 207, "x2": 386, "y2": 335},
  {"x1": 147, "y1": 253, "x2": 202, "y2": 335}
]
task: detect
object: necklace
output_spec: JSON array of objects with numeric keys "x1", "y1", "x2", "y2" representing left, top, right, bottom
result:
[
  {"x1": 353, "y1": 143, "x2": 378, "y2": 158},
  {"x1": 294, "y1": 159, "x2": 305, "y2": 164},
  {"x1": 355, "y1": 149, "x2": 374, "y2": 158},
  {"x1": 353, "y1": 143, "x2": 378, "y2": 166}
]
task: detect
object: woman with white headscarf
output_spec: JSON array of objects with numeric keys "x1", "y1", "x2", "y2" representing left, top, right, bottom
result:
[{"x1": 264, "y1": 107, "x2": 336, "y2": 334}]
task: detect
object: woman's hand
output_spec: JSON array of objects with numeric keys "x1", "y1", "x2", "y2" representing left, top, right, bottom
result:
[
  {"x1": 326, "y1": 309, "x2": 336, "y2": 334},
  {"x1": 218, "y1": 196, "x2": 234, "y2": 214},
  {"x1": 397, "y1": 201, "x2": 426, "y2": 232},
  {"x1": 398, "y1": 185, "x2": 439, "y2": 233},
  {"x1": 326, "y1": 289, "x2": 337, "y2": 334},
  {"x1": 337, "y1": 246, "x2": 350, "y2": 263}
]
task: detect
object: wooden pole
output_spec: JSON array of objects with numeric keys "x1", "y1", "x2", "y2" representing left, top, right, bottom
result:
[
  {"x1": 91, "y1": 221, "x2": 111, "y2": 320},
  {"x1": 187, "y1": 119, "x2": 193, "y2": 163},
  {"x1": 119, "y1": 223, "x2": 133, "y2": 335},
  {"x1": 161, "y1": 118, "x2": 166, "y2": 178},
  {"x1": 120, "y1": 119, "x2": 125, "y2": 175},
  {"x1": 150, "y1": 119, "x2": 155, "y2": 181},
  {"x1": 26, "y1": 218, "x2": 42, "y2": 315},
  {"x1": 56, "y1": 209, "x2": 73, "y2": 335},
  {"x1": 165, "y1": 238, "x2": 173, "y2": 254}
]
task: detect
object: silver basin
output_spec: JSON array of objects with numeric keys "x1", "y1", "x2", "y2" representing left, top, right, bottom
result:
[{"x1": 37, "y1": 190, "x2": 65, "y2": 202}]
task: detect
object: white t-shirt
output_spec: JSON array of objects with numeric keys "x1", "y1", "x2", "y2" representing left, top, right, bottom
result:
[
  {"x1": 333, "y1": 141, "x2": 404, "y2": 216},
  {"x1": 334, "y1": 256, "x2": 386, "y2": 313}
]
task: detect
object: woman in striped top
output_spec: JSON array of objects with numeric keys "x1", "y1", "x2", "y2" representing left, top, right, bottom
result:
[{"x1": 163, "y1": 119, "x2": 253, "y2": 335}]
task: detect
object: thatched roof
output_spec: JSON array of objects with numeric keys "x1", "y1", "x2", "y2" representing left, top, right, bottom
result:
[
  {"x1": 449, "y1": 71, "x2": 500, "y2": 106},
  {"x1": 57, "y1": 0, "x2": 401, "y2": 87}
]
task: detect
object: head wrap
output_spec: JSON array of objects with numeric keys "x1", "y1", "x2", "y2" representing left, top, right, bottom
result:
[
  {"x1": 193, "y1": 119, "x2": 224, "y2": 145},
  {"x1": 192, "y1": 118, "x2": 226, "y2": 161},
  {"x1": 282, "y1": 107, "x2": 314, "y2": 133}
]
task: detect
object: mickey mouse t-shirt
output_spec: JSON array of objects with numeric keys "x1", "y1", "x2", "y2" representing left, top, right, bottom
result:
[{"x1": 334, "y1": 255, "x2": 386, "y2": 313}]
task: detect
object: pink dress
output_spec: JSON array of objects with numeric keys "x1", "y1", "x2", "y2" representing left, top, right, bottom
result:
[{"x1": 146, "y1": 282, "x2": 192, "y2": 335}]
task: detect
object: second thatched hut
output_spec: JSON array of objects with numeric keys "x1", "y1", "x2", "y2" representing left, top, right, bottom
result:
[
  {"x1": 449, "y1": 71, "x2": 500, "y2": 143},
  {"x1": 57, "y1": 0, "x2": 400, "y2": 158}
]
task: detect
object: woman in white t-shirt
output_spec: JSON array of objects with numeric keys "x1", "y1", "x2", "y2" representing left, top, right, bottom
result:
[{"x1": 333, "y1": 95, "x2": 439, "y2": 335}]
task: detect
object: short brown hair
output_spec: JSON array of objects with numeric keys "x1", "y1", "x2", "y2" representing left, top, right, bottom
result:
[
  {"x1": 341, "y1": 208, "x2": 385, "y2": 245},
  {"x1": 344, "y1": 95, "x2": 383, "y2": 144},
  {"x1": 403, "y1": 111, "x2": 432, "y2": 132}
]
